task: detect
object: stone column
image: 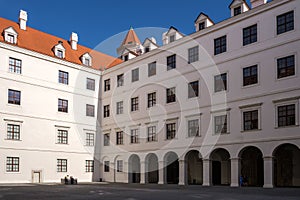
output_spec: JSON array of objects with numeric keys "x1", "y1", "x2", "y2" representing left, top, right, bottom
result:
[
  {"x1": 110, "y1": 162, "x2": 115, "y2": 183},
  {"x1": 202, "y1": 159, "x2": 211, "y2": 186},
  {"x1": 230, "y1": 158, "x2": 240, "y2": 187},
  {"x1": 178, "y1": 159, "x2": 186, "y2": 186},
  {"x1": 263, "y1": 156, "x2": 274, "y2": 188},
  {"x1": 140, "y1": 161, "x2": 146, "y2": 184},
  {"x1": 158, "y1": 161, "x2": 165, "y2": 184}
]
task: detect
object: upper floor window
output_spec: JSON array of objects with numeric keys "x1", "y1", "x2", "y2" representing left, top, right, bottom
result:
[
  {"x1": 277, "y1": 11, "x2": 294, "y2": 35},
  {"x1": 104, "y1": 161, "x2": 110, "y2": 172},
  {"x1": 132, "y1": 68, "x2": 139, "y2": 82},
  {"x1": 188, "y1": 46, "x2": 199, "y2": 63},
  {"x1": 4, "y1": 27, "x2": 18, "y2": 44},
  {"x1": 188, "y1": 119, "x2": 199, "y2": 137},
  {"x1": 86, "y1": 78, "x2": 95, "y2": 91},
  {"x1": 169, "y1": 35, "x2": 175, "y2": 43},
  {"x1": 166, "y1": 123, "x2": 176, "y2": 140},
  {"x1": 130, "y1": 129, "x2": 139, "y2": 144},
  {"x1": 234, "y1": 6, "x2": 241, "y2": 16},
  {"x1": 243, "y1": 65, "x2": 258, "y2": 86},
  {"x1": 116, "y1": 101, "x2": 124, "y2": 115},
  {"x1": 7, "y1": 34, "x2": 15, "y2": 43},
  {"x1": 57, "y1": 159, "x2": 67, "y2": 172},
  {"x1": 9, "y1": 57, "x2": 22, "y2": 74},
  {"x1": 116, "y1": 131, "x2": 124, "y2": 145},
  {"x1": 148, "y1": 62, "x2": 156, "y2": 77},
  {"x1": 104, "y1": 133, "x2": 110, "y2": 146},
  {"x1": 277, "y1": 55, "x2": 295, "y2": 79},
  {"x1": 83, "y1": 59, "x2": 90, "y2": 66},
  {"x1": 8, "y1": 89, "x2": 21, "y2": 105},
  {"x1": 214, "y1": 36, "x2": 227, "y2": 55},
  {"x1": 117, "y1": 160, "x2": 123, "y2": 172},
  {"x1": 58, "y1": 99, "x2": 68, "y2": 113},
  {"x1": 57, "y1": 50, "x2": 64, "y2": 58},
  {"x1": 167, "y1": 54, "x2": 176, "y2": 70},
  {"x1": 85, "y1": 160, "x2": 94, "y2": 172},
  {"x1": 145, "y1": 46, "x2": 150, "y2": 53},
  {"x1": 54, "y1": 42, "x2": 66, "y2": 59},
  {"x1": 7, "y1": 124, "x2": 20, "y2": 140},
  {"x1": 188, "y1": 81, "x2": 199, "y2": 98},
  {"x1": 214, "y1": 115, "x2": 228, "y2": 134},
  {"x1": 199, "y1": 22, "x2": 205, "y2": 31},
  {"x1": 243, "y1": 110, "x2": 259, "y2": 131},
  {"x1": 104, "y1": 79, "x2": 110, "y2": 91},
  {"x1": 148, "y1": 92, "x2": 156, "y2": 108},
  {"x1": 214, "y1": 73, "x2": 227, "y2": 92},
  {"x1": 104, "y1": 105, "x2": 110, "y2": 118},
  {"x1": 86, "y1": 104, "x2": 95, "y2": 117},
  {"x1": 243, "y1": 24, "x2": 257, "y2": 46},
  {"x1": 86, "y1": 133, "x2": 94, "y2": 146},
  {"x1": 58, "y1": 70, "x2": 69, "y2": 85},
  {"x1": 278, "y1": 104, "x2": 295, "y2": 127},
  {"x1": 166, "y1": 87, "x2": 176, "y2": 103},
  {"x1": 124, "y1": 55, "x2": 129, "y2": 62},
  {"x1": 117, "y1": 74, "x2": 124, "y2": 87},
  {"x1": 131, "y1": 97, "x2": 139, "y2": 112},
  {"x1": 147, "y1": 126, "x2": 157, "y2": 142},
  {"x1": 57, "y1": 129, "x2": 68, "y2": 144},
  {"x1": 6, "y1": 157, "x2": 19, "y2": 172}
]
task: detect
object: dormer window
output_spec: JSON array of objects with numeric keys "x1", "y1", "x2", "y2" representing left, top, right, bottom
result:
[
  {"x1": 84, "y1": 59, "x2": 90, "y2": 66},
  {"x1": 81, "y1": 53, "x2": 92, "y2": 67},
  {"x1": 234, "y1": 6, "x2": 242, "y2": 16},
  {"x1": 3, "y1": 27, "x2": 18, "y2": 44},
  {"x1": 194, "y1": 13, "x2": 214, "y2": 32},
  {"x1": 57, "y1": 50, "x2": 63, "y2": 58},
  {"x1": 199, "y1": 22, "x2": 205, "y2": 31},
  {"x1": 7, "y1": 34, "x2": 15, "y2": 43},
  {"x1": 229, "y1": 0, "x2": 250, "y2": 17},
  {"x1": 169, "y1": 35, "x2": 175, "y2": 43},
  {"x1": 124, "y1": 55, "x2": 129, "y2": 61},
  {"x1": 53, "y1": 41, "x2": 66, "y2": 59},
  {"x1": 145, "y1": 46, "x2": 150, "y2": 53}
]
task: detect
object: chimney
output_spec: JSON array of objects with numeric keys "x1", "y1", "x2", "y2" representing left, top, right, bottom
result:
[
  {"x1": 70, "y1": 32, "x2": 78, "y2": 50},
  {"x1": 250, "y1": 0, "x2": 267, "y2": 9},
  {"x1": 19, "y1": 10, "x2": 28, "y2": 30}
]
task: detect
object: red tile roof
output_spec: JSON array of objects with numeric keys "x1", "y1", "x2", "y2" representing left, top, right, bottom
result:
[
  {"x1": 0, "y1": 17, "x2": 122, "y2": 70},
  {"x1": 121, "y1": 27, "x2": 141, "y2": 46}
]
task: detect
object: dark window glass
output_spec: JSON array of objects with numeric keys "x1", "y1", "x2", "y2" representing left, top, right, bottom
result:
[
  {"x1": 117, "y1": 160, "x2": 123, "y2": 172},
  {"x1": 214, "y1": 73, "x2": 227, "y2": 92},
  {"x1": 8, "y1": 89, "x2": 21, "y2": 105},
  {"x1": 214, "y1": 36, "x2": 227, "y2": 55},
  {"x1": 170, "y1": 35, "x2": 175, "y2": 43},
  {"x1": 234, "y1": 6, "x2": 241, "y2": 16},
  {"x1": 104, "y1": 133, "x2": 110, "y2": 146},
  {"x1": 243, "y1": 110, "x2": 259, "y2": 131},
  {"x1": 86, "y1": 78, "x2": 95, "y2": 91},
  {"x1": 188, "y1": 81, "x2": 199, "y2": 98},
  {"x1": 148, "y1": 92, "x2": 156, "y2": 108},
  {"x1": 9, "y1": 57, "x2": 22, "y2": 74},
  {"x1": 58, "y1": 99, "x2": 68, "y2": 113},
  {"x1": 214, "y1": 115, "x2": 227, "y2": 134},
  {"x1": 166, "y1": 87, "x2": 176, "y2": 103},
  {"x1": 132, "y1": 68, "x2": 139, "y2": 82},
  {"x1": 86, "y1": 104, "x2": 95, "y2": 117},
  {"x1": 117, "y1": 74, "x2": 124, "y2": 87},
  {"x1": 278, "y1": 104, "x2": 295, "y2": 127},
  {"x1": 104, "y1": 161, "x2": 110, "y2": 172},
  {"x1": 59, "y1": 70, "x2": 68, "y2": 84},
  {"x1": 147, "y1": 126, "x2": 157, "y2": 142},
  {"x1": 188, "y1": 119, "x2": 199, "y2": 137},
  {"x1": 116, "y1": 131, "x2": 124, "y2": 145},
  {"x1": 148, "y1": 62, "x2": 156, "y2": 77},
  {"x1": 243, "y1": 65, "x2": 258, "y2": 86},
  {"x1": 166, "y1": 123, "x2": 176, "y2": 140},
  {"x1": 277, "y1": 55, "x2": 295, "y2": 79},
  {"x1": 199, "y1": 22, "x2": 205, "y2": 30},
  {"x1": 167, "y1": 54, "x2": 176, "y2": 70},
  {"x1": 116, "y1": 101, "x2": 123, "y2": 115},
  {"x1": 131, "y1": 97, "x2": 139, "y2": 112},
  {"x1": 188, "y1": 46, "x2": 199, "y2": 63},
  {"x1": 277, "y1": 11, "x2": 294, "y2": 35},
  {"x1": 104, "y1": 79, "x2": 110, "y2": 91},
  {"x1": 104, "y1": 105, "x2": 110, "y2": 118},
  {"x1": 130, "y1": 129, "x2": 139, "y2": 144},
  {"x1": 243, "y1": 24, "x2": 257, "y2": 46}
]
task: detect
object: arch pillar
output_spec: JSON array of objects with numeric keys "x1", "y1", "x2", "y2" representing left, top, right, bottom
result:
[
  {"x1": 140, "y1": 161, "x2": 146, "y2": 184},
  {"x1": 178, "y1": 159, "x2": 187, "y2": 186},
  {"x1": 158, "y1": 161, "x2": 165, "y2": 184},
  {"x1": 263, "y1": 156, "x2": 274, "y2": 188},
  {"x1": 230, "y1": 157, "x2": 240, "y2": 187},
  {"x1": 203, "y1": 159, "x2": 212, "y2": 186}
]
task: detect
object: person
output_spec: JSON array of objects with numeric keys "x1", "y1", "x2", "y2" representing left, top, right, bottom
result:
[
  {"x1": 239, "y1": 175, "x2": 244, "y2": 186},
  {"x1": 64, "y1": 175, "x2": 70, "y2": 184},
  {"x1": 70, "y1": 176, "x2": 74, "y2": 184}
]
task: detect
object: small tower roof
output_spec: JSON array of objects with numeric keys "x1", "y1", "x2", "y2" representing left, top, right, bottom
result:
[{"x1": 121, "y1": 27, "x2": 141, "y2": 46}]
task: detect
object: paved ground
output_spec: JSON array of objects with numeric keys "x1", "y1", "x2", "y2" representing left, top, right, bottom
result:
[{"x1": 0, "y1": 183, "x2": 299, "y2": 200}]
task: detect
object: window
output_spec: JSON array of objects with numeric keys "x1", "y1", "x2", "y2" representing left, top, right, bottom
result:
[
  {"x1": 85, "y1": 160, "x2": 94, "y2": 172},
  {"x1": 130, "y1": 129, "x2": 139, "y2": 144},
  {"x1": 145, "y1": 46, "x2": 150, "y2": 53},
  {"x1": 57, "y1": 50, "x2": 64, "y2": 58},
  {"x1": 116, "y1": 131, "x2": 124, "y2": 145},
  {"x1": 188, "y1": 46, "x2": 199, "y2": 63},
  {"x1": 243, "y1": 24, "x2": 257, "y2": 46},
  {"x1": 243, "y1": 110, "x2": 258, "y2": 131},
  {"x1": 117, "y1": 74, "x2": 124, "y2": 87},
  {"x1": 116, "y1": 101, "x2": 124, "y2": 115},
  {"x1": 234, "y1": 6, "x2": 241, "y2": 16},
  {"x1": 167, "y1": 54, "x2": 176, "y2": 70},
  {"x1": 6, "y1": 157, "x2": 19, "y2": 172},
  {"x1": 58, "y1": 99, "x2": 68, "y2": 113},
  {"x1": 243, "y1": 65, "x2": 258, "y2": 86},
  {"x1": 148, "y1": 92, "x2": 156, "y2": 108},
  {"x1": 86, "y1": 133, "x2": 94, "y2": 146},
  {"x1": 57, "y1": 130, "x2": 68, "y2": 144},
  {"x1": 199, "y1": 22, "x2": 205, "y2": 31},
  {"x1": 57, "y1": 159, "x2": 67, "y2": 172},
  {"x1": 8, "y1": 89, "x2": 21, "y2": 105},
  {"x1": 131, "y1": 97, "x2": 139, "y2": 112},
  {"x1": 188, "y1": 81, "x2": 199, "y2": 98},
  {"x1": 104, "y1": 133, "x2": 110, "y2": 146},
  {"x1": 278, "y1": 104, "x2": 295, "y2": 127},
  {"x1": 166, "y1": 87, "x2": 176, "y2": 103},
  {"x1": 104, "y1": 79, "x2": 110, "y2": 91},
  {"x1": 277, "y1": 11, "x2": 294, "y2": 35},
  {"x1": 58, "y1": 70, "x2": 69, "y2": 85},
  {"x1": 170, "y1": 35, "x2": 175, "y2": 43},
  {"x1": 132, "y1": 68, "x2": 139, "y2": 82},
  {"x1": 166, "y1": 123, "x2": 176, "y2": 140},
  {"x1": 277, "y1": 55, "x2": 295, "y2": 79},
  {"x1": 148, "y1": 62, "x2": 156, "y2": 77},
  {"x1": 117, "y1": 160, "x2": 123, "y2": 172},
  {"x1": 7, "y1": 124, "x2": 20, "y2": 140},
  {"x1": 86, "y1": 104, "x2": 95, "y2": 117},
  {"x1": 6, "y1": 34, "x2": 15, "y2": 43},
  {"x1": 83, "y1": 59, "x2": 90, "y2": 66},
  {"x1": 214, "y1": 36, "x2": 227, "y2": 55},
  {"x1": 214, "y1": 115, "x2": 228, "y2": 134},
  {"x1": 104, "y1": 105, "x2": 110, "y2": 118},
  {"x1": 147, "y1": 126, "x2": 157, "y2": 142},
  {"x1": 86, "y1": 78, "x2": 95, "y2": 91},
  {"x1": 124, "y1": 55, "x2": 129, "y2": 62},
  {"x1": 214, "y1": 73, "x2": 227, "y2": 92},
  {"x1": 104, "y1": 161, "x2": 110, "y2": 172},
  {"x1": 9, "y1": 57, "x2": 22, "y2": 74},
  {"x1": 188, "y1": 119, "x2": 199, "y2": 137}
]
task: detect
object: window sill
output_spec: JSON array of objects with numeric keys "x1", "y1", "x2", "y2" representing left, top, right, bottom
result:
[
  {"x1": 276, "y1": 74, "x2": 297, "y2": 82},
  {"x1": 242, "y1": 83, "x2": 259, "y2": 89},
  {"x1": 5, "y1": 139, "x2": 22, "y2": 141},
  {"x1": 213, "y1": 132, "x2": 230, "y2": 136},
  {"x1": 186, "y1": 135, "x2": 201, "y2": 139},
  {"x1": 275, "y1": 125, "x2": 299, "y2": 129},
  {"x1": 56, "y1": 143, "x2": 69, "y2": 145},
  {"x1": 241, "y1": 129, "x2": 261, "y2": 133}
]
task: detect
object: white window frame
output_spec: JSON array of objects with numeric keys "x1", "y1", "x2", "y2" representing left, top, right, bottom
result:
[
  {"x1": 4, "y1": 119, "x2": 23, "y2": 141},
  {"x1": 211, "y1": 108, "x2": 231, "y2": 135},
  {"x1": 4, "y1": 27, "x2": 18, "y2": 44},
  {"x1": 165, "y1": 118, "x2": 179, "y2": 140},
  {"x1": 273, "y1": 97, "x2": 299, "y2": 128},
  {"x1": 185, "y1": 114, "x2": 202, "y2": 138},
  {"x1": 239, "y1": 103, "x2": 262, "y2": 132},
  {"x1": 55, "y1": 125, "x2": 70, "y2": 145}
]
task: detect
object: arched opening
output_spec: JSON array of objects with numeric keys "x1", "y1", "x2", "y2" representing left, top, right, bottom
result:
[
  {"x1": 210, "y1": 148, "x2": 231, "y2": 186},
  {"x1": 273, "y1": 144, "x2": 300, "y2": 187},
  {"x1": 128, "y1": 154, "x2": 140, "y2": 183},
  {"x1": 145, "y1": 153, "x2": 159, "y2": 184},
  {"x1": 185, "y1": 150, "x2": 203, "y2": 185},
  {"x1": 240, "y1": 146, "x2": 264, "y2": 187},
  {"x1": 164, "y1": 152, "x2": 179, "y2": 184}
]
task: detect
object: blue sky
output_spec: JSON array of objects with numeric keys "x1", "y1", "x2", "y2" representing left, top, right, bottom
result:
[{"x1": 0, "y1": 0, "x2": 253, "y2": 56}]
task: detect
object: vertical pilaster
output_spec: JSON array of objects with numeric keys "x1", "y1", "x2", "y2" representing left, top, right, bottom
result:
[
  {"x1": 230, "y1": 158, "x2": 240, "y2": 187},
  {"x1": 158, "y1": 161, "x2": 165, "y2": 184},
  {"x1": 202, "y1": 159, "x2": 211, "y2": 186},
  {"x1": 263, "y1": 156, "x2": 274, "y2": 188},
  {"x1": 178, "y1": 159, "x2": 186, "y2": 186}
]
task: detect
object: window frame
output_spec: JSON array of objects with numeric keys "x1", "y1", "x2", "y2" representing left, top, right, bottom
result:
[
  {"x1": 85, "y1": 160, "x2": 94, "y2": 172},
  {"x1": 166, "y1": 122, "x2": 176, "y2": 140},
  {"x1": 188, "y1": 46, "x2": 199, "y2": 64},
  {"x1": 104, "y1": 161, "x2": 110, "y2": 172},
  {"x1": 57, "y1": 129, "x2": 68, "y2": 144},
  {"x1": 277, "y1": 55, "x2": 295, "y2": 79},
  {"x1": 188, "y1": 81, "x2": 199, "y2": 98},
  {"x1": 86, "y1": 104, "x2": 95, "y2": 117},
  {"x1": 214, "y1": 73, "x2": 227, "y2": 93},
  {"x1": 116, "y1": 131, "x2": 124, "y2": 145},
  {"x1": 212, "y1": 109, "x2": 230, "y2": 135},
  {"x1": 103, "y1": 105, "x2": 110, "y2": 118},
  {"x1": 147, "y1": 125, "x2": 157, "y2": 142},
  {"x1": 58, "y1": 98, "x2": 68, "y2": 113},
  {"x1": 243, "y1": 24, "x2": 257, "y2": 46},
  {"x1": 277, "y1": 11, "x2": 294, "y2": 35},
  {"x1": 214, "y1": 35, "x2": 227, "y2": 55},
  {"x1": 58, "y1": 70, "x2": 69, "y2": 85},
  {"x1": 117, "y1": 160, "x2": 123, "y2": 172},
  {"x1": 130, "y1": 128, "x2": 139, "y2": 144},
  {"x1": 167, "y1": 54, "x2": 176, "y2": 70},
  {"x1": 6, "y1": 157, "x2": 19, "y2": 172},
  {"x1": 57, "y1": 159, "x2": 67, "y2": 172},
  {"x1": 86, "y1": 78, "x2": 95, "y2": 91},
  {"x1": 117, "y1": 74, "x2": 124, "y2": 87},
  {"x1": 116, "y1": 101, "x2": 124, "y2": 115},
  {"x1": 6, "y1": 123, "x2": 21, "y2": 141},
  {"x1": 104, "y1": 79, "x2": 111, "y2": 92},
  {"x1": 166, "y1": 87, "x2": 176, "y2": 103},
  {"x1": 8, "y1": 89, "x2": 21, "y2": 105},
  {"x1": 243, "y1": 65, "x2": 258, "y2": 86},
  {"x1": 131, "y1": 97, "x2": 139, "y2": 112},
  {"x1": 86, "y1": 133, "x2": 95, "y2": 146},
  {"x1": 147, "y1": 92, "x2": 156, "y2": 108},
  {"x1": 9, "y1": 57, "x2": 22, "y2": 74},
  {"x1": 148, "y1": 62, "x2": 157, "y2": 77},
  {"x1": 132, "y1": 68, "x2": 139, "y2": 82},
  {"x1": 104, "y1": 133, "x2": 110, "y2": 146}
]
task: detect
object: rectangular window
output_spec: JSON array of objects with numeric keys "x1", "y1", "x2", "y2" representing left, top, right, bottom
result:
[
  {"x1": 188, "y1": 119, "x2": 199, "y2": 137},
  {"x1": 58, "y1": 99, "x2": 68, "y2": 113},
  {"x1": 214, "y1": 36, "x2": 227, "y2": 55},
  {"x1": 188, "y1": 81, "x2": 199, "y2": 98},
  {"x1": 86, "y1": 78, "x2": 95, "y2": 91},
  {"x1": 166, "y1": 123, "x2": 176, "y2": 140},
  {"x1": 214, "y1": 115, "x2": 228, "y2": 134},
  {"x1": 6, "y1": 34, "x2": 15, "y2": 43},
  {"x1": 85, "y1": 160, "x2": 94, "y2": 172},
  {"x1": 131, "y1": 97, "x2": 139, "y2": 112},
  {"x1": 214, "y1": 73, "x2": 227, "y2": 92},
  {"x1": 9, "y1": 57, "x2": 22, "y2": 74},
  {"x1": 147, "y1": 126, "x2": 157, "y2": 142},
  {"x1": 86, "y1": 104, "x2": 95, "y2": 117},
  {"x1": 130, "y1": 129, "x2": 139, "y2": 144},
  {"x1": 57, "y1": 130, "x2": 68, "y2": 144},
  {"x1": 234, "y1": 6, "x2": 242, "y2": 16},
  {"x1": 117, "y1": 160, "x2": 123, "y2": 172},
  {"x1": 148, "y1": 62, "x2": 156, "y2": 77},
  {"x1": 277, "y1": 55, "x2": 295, "y2": 79},
  {"x1": 132, "y1": 68, "x2": 139, "y2": 82},
  {"x1": 117, "y1": 74, "x2": 124, "y2": 87},
  {"x1": 167, "y1": 54, "x2": 176, "y2": 70},
  {"x1": 278, "y1": 104, "x2": 295, "y2": 127},
  {"x1": 188, "y1": 46, "x2": 199, "y2": 63},
  {"x1": 104, "y1": 133, "x2": 110, "y2": 146},
  {"x1": 104, "y1": 105, "x2": 110, "y2": 118},
  {"x1": 104, "y1": 161, "x2": 110, "y2": 172},
  {"x1": 84, "y1": 59, "x2": 90, "y2": 66},
  {"x1": 7, "y1": 124, "x2": 20, "y2": 140},
  {"x1": 86, "y1": 133, "x2": 94, "y2": 146},
  {"x1": 170, "y1": 35, "x2": 175, "y2": 43},
  {"x1": 277, "y1": 11, "x2": 294, "y2": 35},
  {"x1": 58, "y1": 70, "x2": 69, "y2": 85},
  {"x1": 8, "y1": 89, "x2": 21, "y2": 105},
  {"x1": 6, "y1": 157, "x2": 19, "y2": 172},
  {"x1": 243, "y1": 24, "x2": 257, "y2": 46},
  {"x1": 199, "y1": 22, "x2": 205, "y2": 31},
  {"x1": 116, "y1": 101, "x2": 124, "y2": 115},
  {"x1": 243, "y1": 65, "x2": 258, "y2": 86},
  {"x1": 148, "y1": 92, "x2": 156, "y2": 108},
  {"x1": 166, "y1": 87, "x2": 176, "y2": 103},
  {"x1": 57, "y1": 50, "x2": 64, "y2": 58},
  {"x1": 116, "y1": 131, "x2": 124, "y2": 145},
  {"x1": 243, "y1": 110, "x2": 259, "y2": 131},
  {"x1": 57, "y1": 159, "x2": 67, "y2": 172},
  {"x1": 104, "y1": 79, "x2": 110, "y2": 91}
]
